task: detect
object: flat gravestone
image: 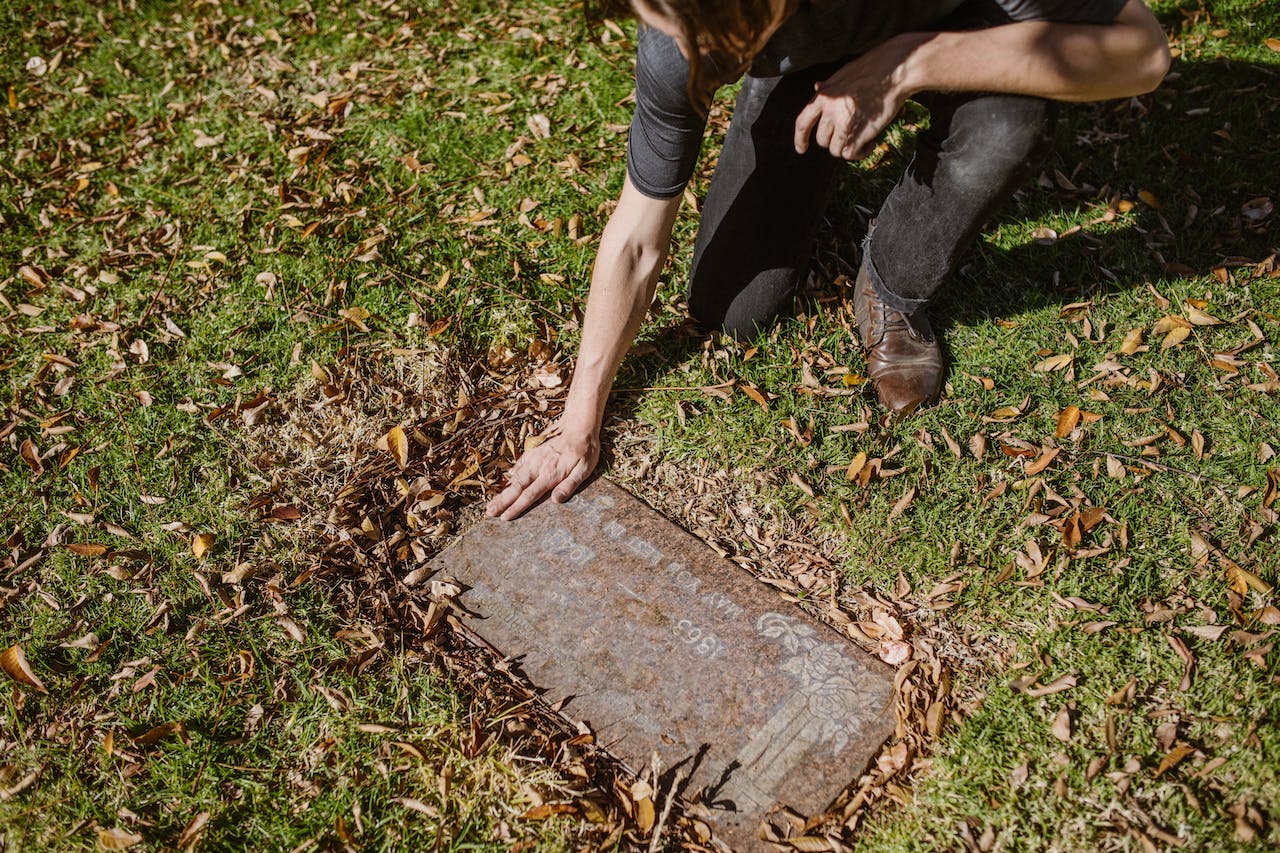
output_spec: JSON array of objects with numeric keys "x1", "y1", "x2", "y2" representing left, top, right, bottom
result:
[{"x1": 430, "y1": 479, "x2": 895, "y2": 850}]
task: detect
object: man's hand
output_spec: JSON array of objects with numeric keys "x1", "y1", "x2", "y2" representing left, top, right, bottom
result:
[
  {"x1": 793, "y1": 0, "x2": 1171, "y2": 160},
  {"x1": 793, "y1": 45, "x2": 911, "y2": 160},
  {"x1": 484, "y1": 427, "x2": 600, "y2": 521}
]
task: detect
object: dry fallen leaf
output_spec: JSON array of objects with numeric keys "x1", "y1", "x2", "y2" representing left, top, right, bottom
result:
[
  {"x1": 1263, "y1": 468, "x2": 1279, "y2": 509},
  {"x1": 97, "y1": 828, "x2": 143, "y2": 850},
  {"x1": 888, "y1": 486, "x2": 918, "y2": 520},
  {"x1": 1033, "y1": 353, "x2": 1073, "y2": 373},
  {"x1": 191, "y1": 533, "x2": 215, "y2": 560},
  {"x1": 64, "y1": 542, "x2": 108, "y2": 557},
  {"x1": 740, "y1": 383, "x2": 769, "y2": 411},
  {"x1": 845, "y1": 451, "x2": 867, "y2": 481},
  {"x1": 1161, "y1": 326, "x2": 1191, "y2": 350},
  {"x1": 1025, "y1": 447, "x2": 1061, "y2": 476},
  {"x1": 1119, "y1": 327, "x2": 1145, "y2": 355},
  {"x1": 1184, "y1": 305, "x2": 1223, "y2": 326},
  {"x1": 519, "y1": 803, "x2": 577, "y2": 820},
  {"x1": 1, "y1": 644, "x2": 48, "y2": 694},
  {"x1": 177, "y1": 812, "x2": 211, "y2": 850},
  {"x1": 1167, "y1": 635, "x2": 1195, "y2": 690},
  {"x1": 1055, "y1": 406, "x2": 1081, "y2": 438},
  {"x1": 1155, "y1": 744, "x2": 1196, "y2": 777},
  {"x1": 1051, "y1": 705, "x2": 1073, "y2": 742},
  {"x1": 376, "y1": 426, "x2": 409, "y2": 469},
  {"x1": 19, "y1": 438, "x2": 43, "y2": 476},
  {"x1": 632, "y1": 782, "x2": 656, "y2": 832},
  {"x1": 1026, "y1": 674, "x2": 1078, "y2": 697}
]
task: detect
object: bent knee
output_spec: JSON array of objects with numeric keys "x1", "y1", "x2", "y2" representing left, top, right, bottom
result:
[
  {"x1": 971, "y1": 97, "x2": 1056, "y2": 163},
  {"x1": 687, "y1": 267, "x2": 797, "y2": 341}
]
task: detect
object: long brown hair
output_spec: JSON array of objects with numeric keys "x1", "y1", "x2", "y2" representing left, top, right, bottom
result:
[{"x1": 584, "y1": 0, "x2": 789, "y2": 113}]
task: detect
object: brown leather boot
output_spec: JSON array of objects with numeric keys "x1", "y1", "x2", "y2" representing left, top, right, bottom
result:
[{"x1": 853, "y1": 259, "x2": 943, "y2": 415}]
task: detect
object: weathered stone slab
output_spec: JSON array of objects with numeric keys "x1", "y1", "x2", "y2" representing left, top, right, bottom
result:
[{"x1": 430, "y1": 478, "x2": 895, "y2": 850}]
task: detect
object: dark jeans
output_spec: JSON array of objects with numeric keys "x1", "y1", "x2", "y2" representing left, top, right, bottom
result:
[{"x1": 688, "y1": 64, "x2": 1057, "y2": 339}]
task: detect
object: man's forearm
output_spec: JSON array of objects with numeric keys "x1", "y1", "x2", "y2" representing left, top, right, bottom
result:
[
  {"x1": 891, "y1": 0, "x2": 1171, "y2": 103},
  {"x1": 559, "y1": 179, "x2": 682, "y2": 438}
]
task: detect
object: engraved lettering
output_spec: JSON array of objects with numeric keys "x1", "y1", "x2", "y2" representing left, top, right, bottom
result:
[
  {"x1": 701, "y1": 589, "x2": 746, "y2": 621},
  {"x1": 673, "y1": 618, "x2": 727, "y2": 659},
  {"x1": 625, "y1": 535, "x2": 663, "y2": 568},
  {"x1": 542, "y1": 525, "x2": 596, "y2": 566}
]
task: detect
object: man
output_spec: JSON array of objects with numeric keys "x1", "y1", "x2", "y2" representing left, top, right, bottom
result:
[{"x1": 486, "y1": 0, "x2": 1170, "y2": 521}]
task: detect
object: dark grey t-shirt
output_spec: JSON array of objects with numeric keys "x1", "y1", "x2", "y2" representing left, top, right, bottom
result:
[{"x1": 627, "y1": 0, "x2": 1129, "y2": 199}]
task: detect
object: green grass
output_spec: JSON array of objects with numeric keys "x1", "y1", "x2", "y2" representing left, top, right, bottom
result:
[{"x1": 3, "y1": 0, "x2": 1278, "y2": 850}]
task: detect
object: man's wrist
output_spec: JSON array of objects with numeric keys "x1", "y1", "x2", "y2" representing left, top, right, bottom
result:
[
  {"x1": 557, "y1": 405, "x2": 602, "y2": 444},
  {"x1": 888, "y1": 31, "x2": 936, "y2": 100}
]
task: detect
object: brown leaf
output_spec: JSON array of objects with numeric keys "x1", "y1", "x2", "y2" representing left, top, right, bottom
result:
[
  {"x1": 177, "y1": 812, "x2": 210, "y2": 850},
  {"x1": 1263, "y1": 468, "x2": 1279, "y2": 509},
  {"x1": 741, "y1": 383, "x2": 769, "y2": 411},
  {"x1": 1184, "y1": 624, "x2": 1228, "y2": 641},
  {"x1": 133, "y1": 721, "x2": 187, "y2": 746},
  {"x1": 1161, "y1": 327, "x2": 1191, "y2": 350},
  {"x1": 1025, "y1": 447, "x2": 1061, "y2": 476},
  {"x1": 1155, "y1": 744, "x2": 1196, "y2": 778},
  {"x1": 988, "y1": 404, "x2": 1024, "y2": 422},
  {"x1": 1, "y1": 644, "x2": 48, "y2": 694},
  {"x1": 1033, "y1": 353, "x2": 1073, "y2": 373},
  {"x1": 634, "y1": 795, "x2": 655, "y2": 833},
  {"x1": 1051, "y1": 705, "x2": 1073, "y2": 742},
  {"x1": 1189, "y1": 531, "x2": 1212, "y2": 569},
  {"x1": 888, "y1": 486, "x2": 918, "y2": 520},
  {"x1": 519, "y1": 803, "x2": 577, "y2": 820},
  {"x1": 377, "y1": 426, "x2": 409, "y2": 469},
  {"x1": 1105, "y1": 676, "x2": 1136, "y2": 706},
  {"x1": 1153, "y1": 315, "x2": 1191, "y2": 334},
  {"x1": 64, "y1": 542, "x2": 108, "y2": 557},
  {"x1": 1185, "y1": 305, "x2": 1223, "y2": 326},
  {"x1": 98, "y1": 828, "x2": 143, "y2": 850},
  {"x1": 786, "y1": 837, "x2": 834, "y2": 852},
  {"x1": 1055, "y1": 406, "x2": 1081, "y2": 438},
  {"x1": 1026, "y1": 674, "x2": 1078, "y2": 697},
  {"x1": 1119, "y1": 328, "x2": 1145, "y2": 355},
  {"x1": 1225, "y1": 559, "x2": 1273, "y2": 595},
  {"x1": 191, "y1": 533, "x2": 215, "y2": 560},
  {"x1": 264, "y1": 505, "x2": 301, "y2": 522},
  {"x1": 1167, "y1": 635, "x2": 1194, "y2": 690},
  {"x1": 19, "y1": 438, "x2": 43, "y2": 476},
  {"x1": 845, "y1": 451, "x2": 868, "y2": 481}
]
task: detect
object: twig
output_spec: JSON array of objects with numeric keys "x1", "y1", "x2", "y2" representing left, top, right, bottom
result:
[
  {"x1": 1084, "y1": 451, "x2": 1238, "y2": 491},
  {"x1": 649, "y1": 763, "x2": 686, "y2": 853},
  {"x1": 134, "y1": 236, "x2": 182, "y2": 330}
]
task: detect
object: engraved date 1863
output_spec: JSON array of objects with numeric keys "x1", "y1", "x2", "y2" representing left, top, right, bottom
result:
[{"x1": 673, "y1": 618, "x2": 727, "y2": 659}]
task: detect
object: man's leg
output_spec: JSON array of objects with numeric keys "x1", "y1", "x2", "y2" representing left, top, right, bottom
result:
[
  {"x1": 856, "y1": 92, "x2": 1057, "y2": 412},
  {"x1": 688, "y1": 66, "x2": 843, "y2": 340}
]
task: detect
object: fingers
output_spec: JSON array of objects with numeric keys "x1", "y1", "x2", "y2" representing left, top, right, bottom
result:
[
  {"x1": 793, "y1": 98, "x2": 822, "y2": 154},
  {"x1": 551, "y1": 458, "x2": 592, "y2": 503},
  {"x1": 485, "y1": 441, "x2": 597, "y2": 521},
  {"x1": 498, "y1": 470, "x2": 558, "y2": 521},
  {"x1": 484, "y1": 462, "x2": 534, "y2": 518}
]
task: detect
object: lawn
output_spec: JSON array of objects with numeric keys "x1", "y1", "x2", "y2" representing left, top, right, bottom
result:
[{"x1": 1, "y1": 0, "x2": 1277, "y2": 850}]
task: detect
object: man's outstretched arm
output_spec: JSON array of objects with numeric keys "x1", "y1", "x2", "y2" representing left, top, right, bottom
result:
[
  {"x1": 484, "y1": 177, "x2": 682, "y2": 521},
  {"x1": 795, "y1": 0, "x2": 1171, "y2": 160}
]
